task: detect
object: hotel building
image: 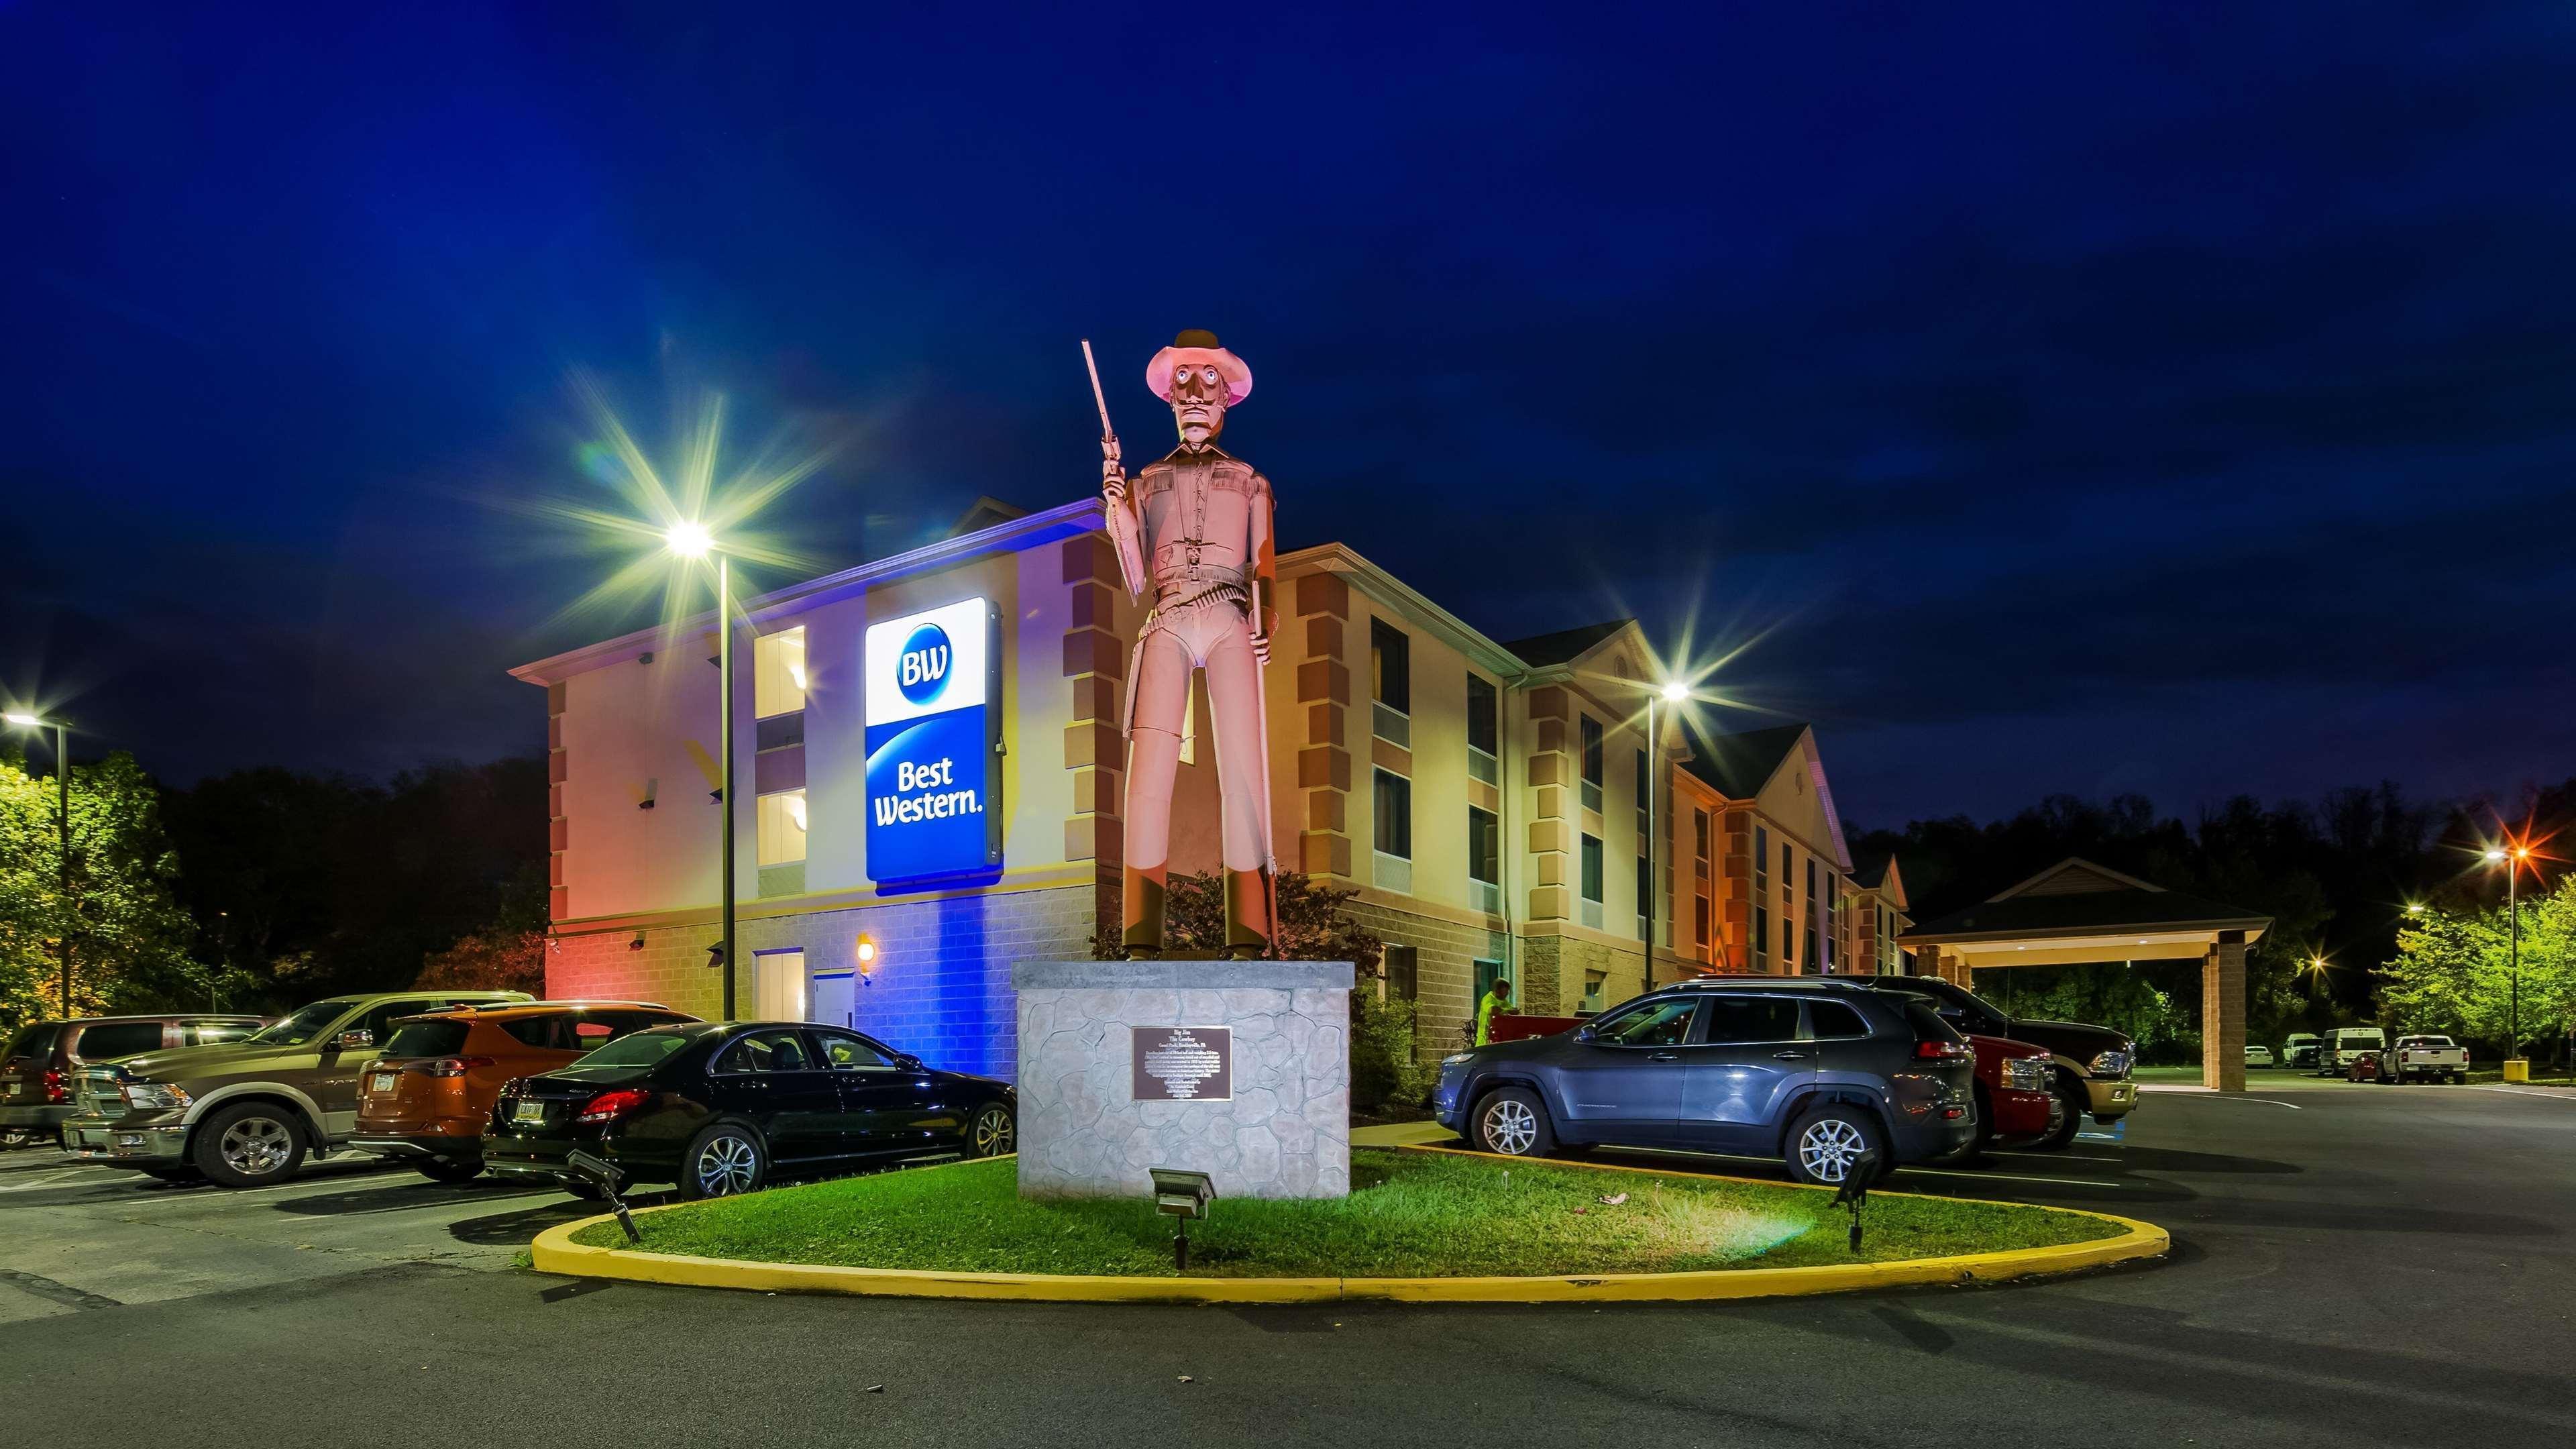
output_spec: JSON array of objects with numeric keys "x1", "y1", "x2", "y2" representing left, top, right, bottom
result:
[{"x1": 515, "y1": 499, "x2": 1909, "y2": 1077}]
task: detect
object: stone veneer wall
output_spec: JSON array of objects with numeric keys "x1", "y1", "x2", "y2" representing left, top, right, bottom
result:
[
  {"x1": 1013, "y1": 959, "x2": 1353, "y2": 1200},
  {"x1": 547, "y1": 882, "x2": 1097, "y2": 1080}
]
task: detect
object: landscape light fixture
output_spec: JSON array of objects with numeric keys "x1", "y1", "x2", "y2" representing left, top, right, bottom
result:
[
  {"x1": 855, "y1": 936, "x2": 880, "y2": 979},
  {"x1": 4, "y1": 710, "x2": 73, "y2": 1015},
  {"x1": 1149, "y1": 1167, "x2": 1216, "y2": 1271}
]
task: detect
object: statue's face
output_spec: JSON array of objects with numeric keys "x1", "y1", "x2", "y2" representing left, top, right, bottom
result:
[{"x1": 1167, "y1": 362, "x2": 1228, "y2": 448}]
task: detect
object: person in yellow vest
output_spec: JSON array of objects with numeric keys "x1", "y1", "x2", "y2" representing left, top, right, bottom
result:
[{"x1": 1474, "y1": 977, "x2": 1513, "y2": 1046}]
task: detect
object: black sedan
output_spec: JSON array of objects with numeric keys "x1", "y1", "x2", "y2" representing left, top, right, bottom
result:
[{"x1": 482, "y1": 1021, "x2": 1016, "y2": 1199}]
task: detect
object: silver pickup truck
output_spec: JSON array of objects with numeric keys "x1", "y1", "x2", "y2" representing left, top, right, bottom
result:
[{"x1": 2369, "y1": 1034, "x2": 2468, "y2": 1084}]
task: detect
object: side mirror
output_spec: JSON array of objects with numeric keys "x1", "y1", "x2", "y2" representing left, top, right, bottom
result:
[
  {"x1": 333, "y1": 1028, "x2": 374, "y2": 1051},
  {"x1": 1573, "y1": 1024, "x2": 1599, "y2": 1044},
  {"x1": 894, "y1": 1053, "x2": 925, "y2": 1071}
]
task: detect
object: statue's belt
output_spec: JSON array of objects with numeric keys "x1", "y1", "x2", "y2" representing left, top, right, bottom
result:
[{"x1": 1124, "y1": 582, "x2": 1256, "y2": 740}]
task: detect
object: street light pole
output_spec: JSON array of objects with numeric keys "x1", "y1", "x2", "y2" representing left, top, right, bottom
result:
[
  {"x1": 1642, "y1": 680, "x2": 1687, "y2": 993},
  {"x1": 4, "y1": 712, "x2": 71, "y2": 1016},
  {"x1": 718, "y1": 551, "x2": 737, "y2": 1022},
  {"x1": 665, "y1": 521, "x2": 737, "y2": 1022},
  {"x1": 2506, "y1": 855, "x2": 2521, "y2": 1065}
]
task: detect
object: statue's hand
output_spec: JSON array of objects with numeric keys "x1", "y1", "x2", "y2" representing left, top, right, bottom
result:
[
  {"x1": 1249, "y1": 621, "x2": 1271, "y2": 666},
  {"x1": 1102, "y1": 465, "x2": 1126, "y2": 506}
]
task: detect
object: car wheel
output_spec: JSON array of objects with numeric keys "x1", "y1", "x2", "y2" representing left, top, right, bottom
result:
[
  {"x1": 0, "y1": 1128, "x2": 37, "y2": 1150},
  {"x1": 139, "y1": 1165, "x2": 202, "y2": 1183},
  {"x1": 1470, "y1": 1087, "x2": 1555, "y2": 1158},
  {"x1": 967, "y1": 1102, "x2": 1016, "y2": 1159},
  {"x1": 192, "y1": 1102, "x2": 308, "y2": 1188},
  {"x1": 415, "y1": 1158, "x2": 484, "y2": 1184},
  {"x1": 2033, "y1": 1075, "x2": 2086, "y2": 1150},
  {"x1": 2451, "y1": 1071, "x2": 2465, "y2": 1085},
  {"x1": 677, "y1": 1122, "x2": 767, "y2": 1200},
  {"x1": 1784, "y1": 1104, "x2": 1887, "y2": 1187}
]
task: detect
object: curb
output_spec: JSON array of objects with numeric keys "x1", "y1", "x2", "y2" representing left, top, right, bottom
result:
[{"x1": 529, "y1": 1150, "x2": 2167, "y2": 1304}]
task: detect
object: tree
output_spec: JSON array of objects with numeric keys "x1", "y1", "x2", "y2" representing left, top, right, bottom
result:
[
  {"x1": 0, "y1": 747, "x2": 199, "y2": 1029},
  {"x1": 416, "y1": 928, "x2": 547, "y2": 994},
  {"x1": 2381, "y1": 877, "x2": 2576, "y2": 1055}
]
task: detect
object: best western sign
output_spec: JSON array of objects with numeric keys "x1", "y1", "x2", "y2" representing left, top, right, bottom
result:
[{"x1": 863, "y1": 598, "x2": 1003, "y2": 888}]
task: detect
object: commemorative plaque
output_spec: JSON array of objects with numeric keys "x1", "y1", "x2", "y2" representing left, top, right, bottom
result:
[{"x1": 1131, "y1": 1026, "x2": 1232, "y2": 1102}]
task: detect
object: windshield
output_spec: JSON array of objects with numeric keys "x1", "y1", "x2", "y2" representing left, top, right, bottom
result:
[
  {"x1": 2399, "y1": 1036, "x2": 2453, "y2": 1047},
  {"x1": 553, "y1": 1028, "x2": 697, "y2": 1080},
  {"x1": 247, "y1": 1000, "x2": 359, "y2": 1046}
]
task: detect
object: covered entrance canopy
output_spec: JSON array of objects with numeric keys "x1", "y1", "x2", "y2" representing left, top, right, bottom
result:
[{"x1": 1898, "y1": 858, "x2": 2273, "y2": 1091}]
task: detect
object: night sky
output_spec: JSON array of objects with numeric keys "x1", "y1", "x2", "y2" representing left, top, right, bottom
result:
[{"x1": 5, "y1": 3, "x2": 2572, "y2": 828}]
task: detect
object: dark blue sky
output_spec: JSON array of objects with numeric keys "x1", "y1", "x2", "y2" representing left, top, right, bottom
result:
[{"x1": 5, "y1": 3, "x2": 2572, "y2": 828}]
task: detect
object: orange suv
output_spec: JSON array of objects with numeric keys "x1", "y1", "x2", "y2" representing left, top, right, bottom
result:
[{"x1": 352, "y1": 1002, "x2": 695, "y2": 1181}]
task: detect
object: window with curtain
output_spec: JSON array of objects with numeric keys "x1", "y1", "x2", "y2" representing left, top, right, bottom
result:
[{"x1": 1373, "y1": 769, "x2": 1411, "y2": 859}]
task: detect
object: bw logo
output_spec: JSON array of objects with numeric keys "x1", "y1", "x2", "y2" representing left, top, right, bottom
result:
[{"x1": 897, "y1": 623, "x2": 952, "y2": 706}]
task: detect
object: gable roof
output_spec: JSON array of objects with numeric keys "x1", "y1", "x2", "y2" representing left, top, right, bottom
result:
[
  {"x1": 949, "y1": 495, "x2": 1030, "y2": 536},
  {"x1": 1498, "y1": 619, "x2": 1630, "y2": 669},
  {"x1": 1855, "y1": 854, "x2": 1909, "y2": 909},
  {"x1": 1902, "y1": 857, "x2": 2271, "y2": 943},
  {"x1": 1674, "y1": 718, "x2": 1811, "y2": 800}
]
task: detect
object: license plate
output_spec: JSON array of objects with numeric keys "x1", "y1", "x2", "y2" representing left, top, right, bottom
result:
[
  {"x1": 370, "y1": 1073, "x2": 396, "y2": 1093},
  {"x1": 512, "y1": 1099, "x2": 547, "y2": 1125}
]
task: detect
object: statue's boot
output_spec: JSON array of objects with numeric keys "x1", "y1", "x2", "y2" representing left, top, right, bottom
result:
[
  {"x1": 1123, "y1": 863, "x2": 1168, "y2": 959},
  {"x1": 1224, "y1": 869, "x2": 1273, "y2": 960}
]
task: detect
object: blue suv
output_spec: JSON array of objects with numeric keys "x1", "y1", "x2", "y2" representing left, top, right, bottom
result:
[{"x1": 1432, "y1": 979, "x2": 1977, "y2": 1184}]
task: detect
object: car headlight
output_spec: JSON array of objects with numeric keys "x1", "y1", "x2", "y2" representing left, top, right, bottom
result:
[
  {"x1": 121, "y1": 1081, "x2": 191, "y2": 1111},
  {"x1": 2004, "y1": 1057, "x2": 2051, "y2": 1091},
  {"x1": 1441, "y1": 1052, "x2": 1475, "y2": 1067},
  {"x1": 2088, "y1": 1049, "x2": 2133, "y2": 1077}
]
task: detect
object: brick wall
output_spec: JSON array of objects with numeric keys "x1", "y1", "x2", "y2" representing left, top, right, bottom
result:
[
  {"x1": 546, "y1": 882, "x2": 1096, "y2": 1081},
  {"x1": 1344, "y1": 899, "x2": 1509, "y2": 1063}
]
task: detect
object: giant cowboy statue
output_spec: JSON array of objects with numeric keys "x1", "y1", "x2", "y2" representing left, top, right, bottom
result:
[{"x1": 1086, "y1": 329, "x2": 1278, "y2": 959}]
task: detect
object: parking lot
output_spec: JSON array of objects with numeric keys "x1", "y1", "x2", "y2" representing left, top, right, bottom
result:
[{"x1": 5, "y1": 1081, "x2": 2573, "y2": 1447}]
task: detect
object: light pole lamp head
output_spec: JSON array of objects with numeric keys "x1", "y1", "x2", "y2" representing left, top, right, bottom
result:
[
  {"x1": 2485, "y1": 847, "x2": 2510, "y2": 864},
  {"x1": 4, "y1": 712, "x2": 44, "y2": 729},
  {"x1": 1658, "y1": 681, "x2": 1689, "y2": 703},
  {"x1": 665, "y1": 520, "x2": 715, "y2": 559}
]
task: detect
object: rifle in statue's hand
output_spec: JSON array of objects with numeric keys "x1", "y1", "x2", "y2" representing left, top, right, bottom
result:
[{"x1": 1083, "y1": 337, "x2": 1147, "y2": 596}]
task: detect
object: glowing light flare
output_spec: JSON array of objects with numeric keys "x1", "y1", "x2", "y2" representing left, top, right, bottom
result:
[
  {"x1": 2, "y1": 712, "x2": 40, "y2": 728},
  {"x1": 498, "y1": 371, "x2": 842, "y2": 647},
  {"x1": 665, "y1": 519, "x2": 714, "y2": 559}
]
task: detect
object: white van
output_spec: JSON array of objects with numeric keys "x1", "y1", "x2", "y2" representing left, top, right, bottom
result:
[{"x1": 2321, "y1": 1026, "x2": 2386, "y2": 1075}]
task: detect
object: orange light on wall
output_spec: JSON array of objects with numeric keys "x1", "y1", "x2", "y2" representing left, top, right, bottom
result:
[{"x1": 855, "y1": 935, "x2": 881, "y2": 980}]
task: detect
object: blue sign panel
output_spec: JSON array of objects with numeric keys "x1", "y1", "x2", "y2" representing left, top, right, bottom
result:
[{"x1": 863, "y1": 597, "x2": 1002, "y2": 890}]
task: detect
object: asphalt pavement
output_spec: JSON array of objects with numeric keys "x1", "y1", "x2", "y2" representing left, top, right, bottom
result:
[{"x1": 4, "y1": 1081, "x2": 2571, "y2": 1448}]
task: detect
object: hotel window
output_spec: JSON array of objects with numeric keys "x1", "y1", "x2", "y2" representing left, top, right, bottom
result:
[
  {"x1": 1636, "y1": 853, "x2": 1651, "y2": 939},
  {"x1": 1579, "y1": 716, "x2": 1603, "y2": 813},
  {"x1": 754, "y1": 627, "x2": 808, "y2": 718},
  {"x1": 1467, "y1": 806, "x2": 1500, "y2": 913},
  {"x1": 1633, "y1": 749, "x2": 1649, "y2": 833},
  {"x1": 1466, "y1": 674, "x2": 1499, "y2": 785},
  {"x1": 1384, "y1": 945, "x2": 1419, "y2": 1003},
  {"x1": 1580, "y1": 833, "x2": 1604, "y2": 930},
  {"x1": 1695, "y1": 894, "x2": 1711, "y2": 948},
  {"x1": 1753, "y1": 825, "x2": 1770, "y2": 969},
  {"x1": 1373, "y1": 769, "x2": 1413, "y2": 894},
  {"x1": 1693, "y1": 810, "x2": 1711, "y2": 879},
  {"x1": 1582, "y1": 970, "x2": 1607, "y2": 1013},
  {"x1": 757, "y1": 788, "x2": 808, "y2": 865},
  {"x1": 1371, "y1": 619, "x2": 1411, "y2": 747},
  {"x1": 1807, "y1": 860, "x2": 1823, "y2": 973}
]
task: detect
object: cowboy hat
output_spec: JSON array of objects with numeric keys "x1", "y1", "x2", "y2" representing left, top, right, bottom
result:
[{"x1": 1145, "y1": 329, "x2": 1253, "y2": 405}]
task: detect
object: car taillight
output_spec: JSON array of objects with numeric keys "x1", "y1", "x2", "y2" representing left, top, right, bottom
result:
[
  {"x1": 42, "y1": 1069, "x2": 66, "y2": 1104},
  {"x1": 1913, "y1": 1038, "x2": 1974, "y2": 1063},
  {"x1": 405, "y1": 1057, "x2": 497, "y2": 1079},
  {"x1": 575, "y1": 1087, "x2": 652, "y2": 1124}
]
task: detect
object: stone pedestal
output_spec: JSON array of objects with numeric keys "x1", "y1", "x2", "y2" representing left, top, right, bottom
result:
[{"x1": 1012, "y1": 959, "x2": 1352, "y2": 1199}]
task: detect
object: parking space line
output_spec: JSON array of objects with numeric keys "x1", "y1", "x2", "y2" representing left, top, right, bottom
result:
[
  {"x1": 2467, "y1": 1085, "x2": 2576, "y2": 1102},
  {"x1": 1893, "y1": 1167, "x2": 2125, "y2": 1188},
  {"x1": 1988, "y1": 1150, "x2": 2122, "y2": 1163}
]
